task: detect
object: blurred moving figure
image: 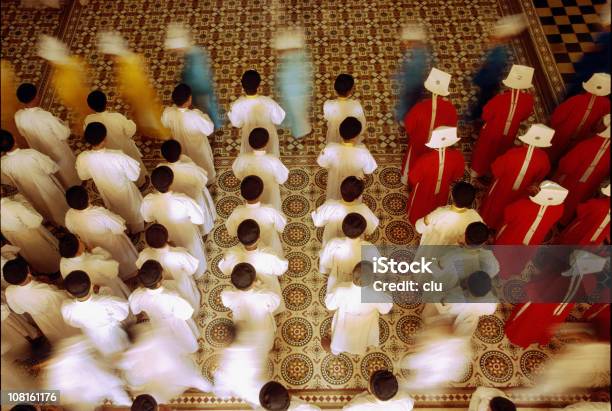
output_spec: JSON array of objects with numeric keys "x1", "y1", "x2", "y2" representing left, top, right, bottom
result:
[
  {"x1": 468, "y1": 387, "x2": 516, "y2": 411},
  {"x1": 342, "y1": 370, "x2": 414, "y2": 410}
]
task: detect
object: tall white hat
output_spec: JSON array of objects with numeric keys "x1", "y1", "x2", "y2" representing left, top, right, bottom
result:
[
  {"x1": 424, "y1": 67, "x2": 451, "y2": 96},
  {"x1": 518, "y1": 123, "x2": 555, "y2": 147},
  {"x1": 425, "y1": 126, "x2": 460, "y2": 148},
  {"x1": 273, "y1": 28, "x2": 305, "y2": 50},
  {"x1": 502, "y1": 64, "x2": 534, "y2": 89},
  {"x1": 98, "y1": 31, "x2": 130, "y2": 56},
  {"x1": 583, "y1": 73, "x2": 611, "y2": 96},
  {"x1": 401, "y1": 23, "x2": 426, "y2": 41},
  {"x1": 37, "y1": 35, "x2": 70, "y2": 64},
  {"x1": 530, "y1": 180, "x2": 569, "y2": 206},
  {"x1": 602, "y1": 184, "x2": 610, "y2": 197},
  {"x1": 165, "y1": 22, "x2": 192, "y2": 50},
  {"x1": 492, "y1": 14, "x2": 528, "y2": 38}
]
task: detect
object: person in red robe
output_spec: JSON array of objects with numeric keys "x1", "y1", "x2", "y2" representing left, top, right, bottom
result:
[
  {"x1": 557, "y1": 184, "x2": 610, "y2": 245},
  {"x1": 407, "y1": 126, "x2": 465, "y2": 225},
  {"x1": 400, "y1": 68, "x2": 457, "y2": 184},
  {"x1": 470, "y1": 64, "x2": 535, "y2": 177},
  {"x1": 480, "y1": 123, "x2": 553, "y2": 229},
  {"x1": 505, "y1": 302, "x2": 575, "y2": 348},
  {"x1": 547, "y1": 72, "x2": 610, "y2": 163},
  {"x1": 554, "y1": 117, "x2": 610, "y2": 225}
]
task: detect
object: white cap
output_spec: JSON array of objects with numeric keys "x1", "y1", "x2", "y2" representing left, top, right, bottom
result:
[
  {"x1": 273, "y1": 28, "x2": 305, "y2": 50},
  {"x1": 492, "y1": 14, "x2": 528, "y2": 38},
  {"x1": 598, "y1": 114, "x2": 610, "y2": 138},
  {"x1": 530, "y1": 180, "x2": 569, "y2": 206},
  {"x1": 425, "y1": 126, "x2": 460, "y2": 148},
  {"x1": 401, "y1": 23, "x2": 426, "y2": 41},
  {"x1": 502, "y1": 64, "x2": 534, "y2": 89},
  {"x1": 518, "y1": 123, "x2": 555, "y2": 147},
  {"x1": 98, "y1": 31, "x2": 130, "y2": 56},
  {"x1": 424, "y1": 67, "x2": 451, "y2": 96},
  {"x1": 604, "y1": 113, "x2": 611, "y2": 127},
  {"x1": 583, "y1": 73, "x2": 611, "y2": 96},
  {"x1": 37, "y1": 35, "x2": 70, "y2": 64},
  {"x1": 165, "y1": 22, "x2": 191, "y2": 50},
  {"x1": 602, "y1": 184, "x2": 610, "y2": 197}
]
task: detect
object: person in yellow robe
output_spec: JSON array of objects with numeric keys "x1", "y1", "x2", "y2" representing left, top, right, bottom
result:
[{"x1": 0, "y1": 60, "x2": 27, "y2": 147}]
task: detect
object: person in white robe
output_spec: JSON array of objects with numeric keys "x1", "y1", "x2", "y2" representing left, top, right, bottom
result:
[
  {"x1": 43, "y1": 335, "x2": 131, "y2": 411},
  {"x1": 1, "y1": 302, "x2": 40, "y2": 356},
  {"x1": 324, "y1": 74, "x2": 367, "y2": 144},
  {"x1": 14, "y1": 82, "x2": 80, "y2": 188},
  {"x1": 1, "y1": 130, "x2": 69, "y2": 226},
  {"x1": 160, "y1": 139, "x2": 216, "y2": 234},
  {"x1": 77, "y1": 121, "x2": 144, "y2": 233},
  {"x1": 228, "y1": 69, "x2": 285, "y2": 157},
  {"x1": 136, "y1": 223, "x2": 201, "y2": 310},
  {"x1": 468, "y1": 387, "x2": 514, "y2": 411},
  {"x1": 65, "y1": 185, "x2": 138, "y2": 279},
  {"x1": 84, "y1": 89, "x2": 147, "y2": 187},
  {"x1": 1, "y1": 194, "x2": 60, "y2": 274},
  {"x1": 227, "y1": 175, "x2": 287, "y2": 256},
  {"x1": 256, "y1": 381, "x2": 322, "y2": 411},
  {"x1": 325, "y1": 262, "x2": 392, "y2": 355},
  {"x1": 232, "y1": 127, "x2": 289, "y2": 211},
  {"x1": 312, "y1": 176, "x2": 378, "y2": 246},
  {"x1": 0, "y1": 244, "x2": 20, "y2": 290},
  {"x1": 129, "y1": 260, "x2": 199, "y2": 354},
  {"x1": 317, "y1": 117, "x2": 377, "y2": 200},
  {"x1": 59, "y1": 232, "x2": 130, "y2": 298},
  {"x1": 3, "y1": 257, "x2": 77, "y2": 343},
  {"x1": 141, "y1": 166, "x2": 207, "y2": 275},
  {"x1": 61, "y1": 270, "x2": 129, "y2": 357},
  {"x1": 161, "y1": 83, "x2": 216, "y2": 180},
  {"x1": 343, "y1": 370, "x2": 414, "y2": 411}
]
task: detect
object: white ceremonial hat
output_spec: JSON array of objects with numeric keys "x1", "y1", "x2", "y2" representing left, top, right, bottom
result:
[
  {"x1": 502, "y1": 64, "x2": 534, "y2": 89},
  {"x1": 425, "y1": 126, "x2": 460, "y2": 148},
  {"x1": 37, "y1": 35, "x2": 70, "y2": 64},
  {"x1": 273, "y1": 28, "x2": 305, "y2": 50},
  {"x1": 424, "y1": 67, "x2": 451, "y2": 96},
  {"x1": 401, "y1": 23, "x2": 426, "y2": 41},
  {"x1": 97, "y1": 31, "x2": 130, "y2": 56},
  {"x1": 604, "y1": 113, "x2": 611, "y2": 127},
  {"x1": 530, "y1": 180, "x2": 569, "y2": 206},
  {"x1": 602, "y1": 184, "x2": 610, "y2": 197},
  {"x1": 492, "y1": 13, "x2": 528, "y2": 38},
  {"x1": 518, "y1": 123, "x2": 555, "y2": 147},
  {"x1": 583, "y1": 73, "x2": 611, "y2": 96},
  {"x1": 165, "y1": 22, "x2": 192, "y2": 50},
  {"x1": 598, "y1": 114, "x2": 610, "y2": 138}
]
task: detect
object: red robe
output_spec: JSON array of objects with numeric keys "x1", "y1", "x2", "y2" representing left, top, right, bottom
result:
[
  {"x1": 480, "y1": 146, "x2": 550, "y2": 229},
  {"x1": 554, "y1": 136, "x2": 610, "y2": 224},
  {"x1": 583, "y1": 303, "x2": 610, "y2": 341},
  {"x1": 407, "y1": 148, "x2": 465, "y2": 225},
  {"x1": 505, "y1": 302, "x2": 575, "y2": 348},
  {"x1": 471, "y1": 89, "x2": 534, "y2": 176},
  {"x1": 557, "y1": 197, "x2": 610, "y2": 245},
  {"x1": 495, "y1": 198, "x2": 564, "y2": 245},
  {"x1": 400, "y1": 96, "x2": 457, "y2": 182},
  {"x1": 548, "y1": 92, "x2": 610, "y2": 162}
]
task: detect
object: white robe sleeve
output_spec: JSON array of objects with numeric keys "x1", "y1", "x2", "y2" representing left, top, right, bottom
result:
[
  {"x1": 13, "y1": 195, "x2": 44, "y2": 228},
  {"x1": 181, "y1": 196, "x2": 205, "y2": 225},
  {"x1": 324, "y1": 284, "x2": 347, "y2": 311},
  {"x1": 128, "y1": 290, "x2": 143, "y2": 314},
  {"x1": 361, "y1": 206, "x2": 379, "y2": 235},
  {"x1": 75, "y1": 152, "x2": 91, "y2": 181},
  {"x1": 91, "y1": 247, "x2": 121, "y2": 279},
  {"x1": 218, "y1": 252, "x2": 238, "y2": 276},
  {"x1": 35, "y1": 151, "x2": 61, "y2": 176},
  {"x1": 360, "y1": 149, "x2": 377, "y2": 174},
  {"x1": 98, "y1": 208, "x2": 128, "y2": 234},
  {"x1": 117, "y1": 152, "x2": 141, "y2": 182},
  {"x1": 173, "y1": 247, "x2": 199, "y2": 277},
  {"x1": 311, "y1": 202, "x2": 334, "y2": 228},
  {"x1": 43, "y1": 111, "x2": 71, "y2": 142},
  {"x1": 317, "y1": 148, "x2": 332, "y2": 168},
  {"x1": 227, "y1": 101, "x2": 244, "y2": 128},
  {"x1": 193, "y1": 110, "x2": 214, "y2": 136},
  {"x1": 354, "y1": 101, "x2": 367, "y2": 128},
  {"x1": 481, "y1": 250, "x2": 500, "y2": 278},
  {"x1": 323, "y1": 100, "x2": 333, "y2": 121},
  {"x1": 273, "y1": 159, "x2": 289, "y2": 184},
  {"x1": 231, "y1": 157, "x2": 247, "y2": 180},
  {"x1": 122, "y1": 116, "x2": 137, "y2": 138},
  {"x1": 270, "y1": 208, "x2": 287, "y2": 231},
  {"x1": 261, "y1": 251, "x2": 288, "y2": 276},
  {"x1": 104, "y1": 296, "x2": 130, "y2": 321},
  {"x1": 5, "y1": 288, "x2": 25, "y2": 314},
  {"x1": 319, "y1": 241, "x2": 338, "y2": 274},
  {"x1": 267, "y1": 99, "x2": 286, "y2": 125},
  {"x1": 261, "y1": 288, "x2": 281, "y2": 312}
]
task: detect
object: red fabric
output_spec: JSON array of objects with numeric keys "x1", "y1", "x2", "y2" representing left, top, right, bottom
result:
[
  {"x1": 471, "y1": 90, "x2": 534, "y2": 176},
  {"x1": 554, "y1": 136, "x2": 610, "y2": 224},
  {"x1": 548, "y1": 93, "x2": 610, "y2": 162},
  {"x1": 480, "y1": 146, "x2": 550, "y2": 229},
  {"x1": 400, "y1": 96, "x2": 458, "y2": 179},
  {"x1": 505, "y1": 302, "x2": 575, "y2": 348},
  {"x1": 495, "y1": 198, "x2": 564, "y2": 245},
  {"x1": 406, "y1": 148, "x2": 465, "y2": 225},
  {"x1": 583, "y1": 303, "x2": 611, "y2": 341},
  {"x1": 557, "y1": 198, "x2": 610, "y2": 245}
]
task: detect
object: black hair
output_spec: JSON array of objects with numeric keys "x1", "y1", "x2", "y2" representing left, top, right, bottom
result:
[
  {"x1": 145, "y1": 224, "x2": 169, "y2": 248},
  {"x1": 84, "y1": 122, "x2": 107, "y2": 146},
  {"x1": 334, "y1": 73, "x2": 355, "y2": 96},
  {"x1": 151, "y1": 166, "x2": 174, "y2": 193},
  {"x1": 452, "y1": 181, "x2": 477, "y2": 208},
  {"x1": 467, "y1": 270, "x2": 492, "y2": 297},
  {"x1": 490, "y1": 397, "x2": 516, "y2": 411},
  {"x1": 59, "y1": 233, "x2": 80, "y2": 258},
  {"x1": 340, "y1": 176, "x2": 365, "y2": 202},
  {"x1": 172, "y1": 83, "x2": 192, "y2": 106},
  {"x1": 237, "y1": 219, "x2": 260, "y2": 246},
  {"x1": 342, "y1": 212, "x2": 367, "y2": 238},
  {"x1": 231, "y1": 262, "x2": 256, "y2": 290},
  {"x1": 240, "y1": 175, "x2": 264, "y2": 201},
  {"x1": 465, "y1": 222, "x2": 489, "y2": 246},
  {"x1": 370, "y1": 370, "x2": 398, "y2": 401},
  {"x1": 0, "y1": 129, "x2": 15, "y2": 152},
  {"x1": 64, "y1": 270, "x2": 91, "y2": 298},
  {"x1": 66, "y1": 185, "x2": 89, "y2": 210},
  {"x1": 138, "y1": 260, "x2": 163, "y2": 288},
  {"x1": 10, "y1": 405, "x2": 38, "y2": 411},
  {"x1": 352, "y1": 261, "x2": 374, "y2": 287},
  {"x1": 248, "y1": 127, "x2": 269, "y2": 150},
  {"x1": 339, "y1": 116, "x2": 362, "y2": 140},
  {"x1": 131, "y1": 394, "x2": 158, "y2": 411},
  {"x1": 259, "y1": 381, "x2": 291, "y2": 411},
  {"x1": 87, "y1": 90, "x2": 107, "y2": 112},
  {"x1": 161, "y1": 139, "x2": 182, "y2": 163},
  {"x1": 16, "y1": 83, "x2": 37, "y2": 104},
  {"x1": 2, "y1": 256, "x2": 29, "y2": 285},
  {"x1": 241, "y1": 70, "x2": 261, "y2": 95}
]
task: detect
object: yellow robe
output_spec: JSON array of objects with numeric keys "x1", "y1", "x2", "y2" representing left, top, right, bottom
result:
[
  {"x1": 1, "y1": 60, "x2": 27, "y2": 147},
  {"x1": 48, "y1": 56, "x2": 91, "y2": 135}
]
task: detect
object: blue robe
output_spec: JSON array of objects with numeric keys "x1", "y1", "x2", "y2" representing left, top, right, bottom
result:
[
  {"x1": 394, "y1": 45, "x2": 431, "y2": 122},
  {"x1": 275, "y1": 50, "x2": 313, "y2": 138},
  {"x1": 466, "y1": 44, "x2": 511, "y2": 120},
  {"x1": 182, "y1": 46, "x2": 223, "y2": 130}
]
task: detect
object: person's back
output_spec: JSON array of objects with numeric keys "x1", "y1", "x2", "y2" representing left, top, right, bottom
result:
[{"x1": 324, "y1": 73, "x2": 366, "y2": 144}]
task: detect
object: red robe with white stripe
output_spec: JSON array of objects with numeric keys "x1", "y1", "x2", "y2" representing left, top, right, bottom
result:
[
  {"x1": 471, "y1": 89, "x2": 534, "y2": 176},
  {"x1": 480, "y1": 145, "x2": 550, "y2": 229},
  {"x1": 400, "y1": 96, "x2": 457, "y2": 182},
  {"x1": 407, "y1": 148, "x2": 465, "y2": 225},
  {"x1": 548, "y1": 92, "x2": 610, "y2": 162},
  {"x1": 505, "y1": 302, "x2": 575, "y2": 348},
  {"x1": 554, "y1": 136, "x2": 610, "y2": 224},
  {"x1": 495, "y1": 198, "x2": 564, "y2": 245},
  {"x1": 557, "y1": 197, "x2": 610, "y2": 245}
]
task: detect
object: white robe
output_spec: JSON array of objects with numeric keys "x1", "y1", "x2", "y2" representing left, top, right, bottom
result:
[
  {"x1": 325, "y1": 282, "x2": 392, "y2": 355},
  {"x1": 434, "y1": 301, "x2": 497, "y2": 336},
  {"x1": 136, "y1": 245, "x2": 200, "y2": 311},
  {"x1": 76, "y1": 148, "x2": 144, "y2": 233},
  {"x1": 161, "y1": 106, "x2": 216, "y2": 180},
  {"x1": 61, "y1": 293, "x2": 129, "y2": 356},
  {"x1": 323, "y1": 98, "x2": 367, "y2": 144},
  {"x1": 432, "y1": 247, "x2": 500, "y2": 292},
  {"x1": 228, "y1": 95, "x2": 286, "y2": 157},
  {"x1": 84, "y1": 111, "x2": 146, "y2": 186},
  {"x1": 312, "y1": 199, "x2": 379, "y2": 245},
  {"x1": 317, "y1": 143, "x2": 377, "y2": 200},
  {"x1": 60, "y1": 247, "x2": 130, "y2": 298},
  {"x1": 1, "y1": 194, "x2": 60, "y2": 274},
  {"x1": 1, "y1": 302, "x2": 39, "y2": 356},
  {"x1": 141, "y1": 191, "x2": 207, "y2": 276},
  {"x1": 65, "y1": 206, "x2": 138, "y2": 279},
  {"x1": 1, "y1": 148, "x2": 68, "y2": 226},
  {"x1": 342, "y1": 391, "x2": 414, "y2": 411},
  {"x1": 468, "y1": 387, "x2": 509, "y2": 411},
  {"x1": 254, "y1": 397, "x2": 322, "y2": 411},
  {"x1": 226, "y1": 202, "x2": 286, "y2": 256},
  {"x1": 14, "y1": 107, "x2": 80, "y2": 188},
  {"x1": 160, "y1": 154, "x2": 216, "y2": 234},
  {"x1": 128, "y1": 282, "x2": 199, "y2": 353},
  {"x1": 319, "y1": 237, "x2": 373, "y2": 290},
  {"x1": 232, "y1": 151, "x2": 289, "y2": 211},
  {"x1": 416, "y1": 205, "x2": 483, "y2": 246},
  {"x1": 5, "y1": 281, "x2": 77, "y2": 343}
]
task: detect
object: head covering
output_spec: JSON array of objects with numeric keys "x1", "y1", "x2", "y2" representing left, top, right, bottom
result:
[
  {"x1": 145, "y1": 224, "x2": 169, "y2": 248},
  {"x1": 598, "y1": 114, "x2": 610, "y2": 138},
  {"x1": 237, "y1": 219, "x2": 260, "y2": 246},
  {"x1": 492, "y1": 14, "x2": 528, "y2": 38},
  {"x1": 583, "y1": 73, "x2": 611, "y2": 96},
  {"x1": 425, "y1": 126, "x2": 460, "y2": 148},
  {"x1": 64, "y1": 270, "x2": 91, "y2": 298},
  {"x1": 131, "y1": 394, "x2": 158, "y2": 411},
  {"x1": 240, "y1": 175, "x2": 264, "y2": 201},
  {"x1": 370, "y1": 370, "x2": 399, "y2": 401},
  {"x1": 530, "y1": 180, "x2": 569, "y2": 206},
  {"x1": 273, "y1": 28, "x2": 305, "y2": 50},
  {"x1": 401, "y1": 23, "x2": 426, "y2": 41},
  {"x1": 98, "y1": 31, "x2": 130, "y2": 56},
  {"x1": 138, "y1": 260, "x2": 163, "y2": 288},
  {"x1": 2, "y1": 257, "x2": 29, "y2": 285},
  {"x1": 37, "y1": 35, "x2": 70, "y2": 64},
  {"x1": 602, "y1": 184, "x2": 610, "y2": 197},
  {"x1": 424, "y1": 67, "x2": 451, "y2": 96},
  {"x1": 342, "y1": 212, "x2": 367, "y2": 238},
  {"x1": 259, "y1": 381, "x2": 291, "y2": 411},
  {"x1": 518, "y1": 123, "x2": 554, "y2": 147},
  {"x1": 231, "y1": 263, "x2": 256, "y2": 290},
  {"x1": 502, "y1": 64, "x2": 534, "y2": 89},
  {"x1": 165, "y1": 22, "x2": 191, "y2": 50}
]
